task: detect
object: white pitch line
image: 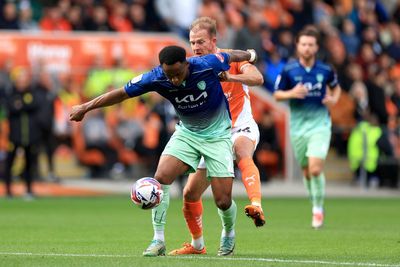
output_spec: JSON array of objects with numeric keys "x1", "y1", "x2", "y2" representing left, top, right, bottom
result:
[{"x1": 0, "y1": 252, "x2": 399, "y2": 267}]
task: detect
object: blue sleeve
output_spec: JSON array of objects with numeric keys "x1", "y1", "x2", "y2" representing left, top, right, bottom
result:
[
  {"x1": 375, "y1": 0, "x2": 390, "y2": 23},
  {"x1": 124, "y1": 72, "x2": 153, "y2": 97},
  {"x1": 327, "y1": 68, "x2": 339, "y2": 88},
  {"x1": 274, "y1": 68, "x2": 288, "y2": 92},
  {"x1": 203, "y1": 52, "x2": 231, "y2": 74}
]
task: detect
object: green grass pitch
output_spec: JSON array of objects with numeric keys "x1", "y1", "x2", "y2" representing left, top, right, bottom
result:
[{"x1": 0, "y1": 195, "x2": 399, "y2": 266}]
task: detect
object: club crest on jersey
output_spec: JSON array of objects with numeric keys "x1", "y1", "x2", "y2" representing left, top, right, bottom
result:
[
  {"x1": 197, "y1": 81, "x2": 206, "y2": 90},
  {"x1": 316, "y1": 74, "x2": 324, "y2": 82},
  {"x1": 130, "y1": 74, "x2": 143, "y2": 84},
  {"x1": 214, "y1": 53, "x2": 224, "y2": 63}
]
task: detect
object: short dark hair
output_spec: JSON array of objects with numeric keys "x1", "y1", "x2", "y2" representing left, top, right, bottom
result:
[
  {"x1": 159, "y1": 46, "x2": 187, "y2": 65},
  {"x1": 296, "y1": 25, "x2": 320, "y2": 45}
]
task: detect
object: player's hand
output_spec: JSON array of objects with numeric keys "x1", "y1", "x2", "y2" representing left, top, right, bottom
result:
[
  {"x1": 218, "y1": 71, "x2": 231, "y2": 82},
  {"x1": 247, "y1": 49, "x2": 257, "y2": 64},
  {"x1": 322, "y1": 94, "x2": 338, "y2": 108},
  {"x1": 69, "y1": 105, "x2": 87, "y2": 122},
  {"x1": 291, "y1": 83, "x2": 308, "y2": 99}
]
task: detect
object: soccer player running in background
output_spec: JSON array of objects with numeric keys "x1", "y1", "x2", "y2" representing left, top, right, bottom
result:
[
  {"x1": 168, "y1": 17, "x2": 265, "y2": 256},
  {"x1": 69, "y1": 45, "x2": 258, "y2": 256},
  {"x1": 273, "y1": 26, "x2": 341, "y2": 229}
]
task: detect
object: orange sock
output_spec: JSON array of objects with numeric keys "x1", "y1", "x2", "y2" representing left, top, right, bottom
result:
[
  {"x1": 183, "y1": 200, "x2": 203, "y2": 239},
  {"x1": 238, "y1": 157, "x2": 262, "y2": 204}
]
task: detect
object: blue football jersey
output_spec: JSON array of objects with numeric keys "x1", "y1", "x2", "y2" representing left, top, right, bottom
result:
[
  {"x1": 124, "y1": 52, "x2": 232, "y2": 138},
  {"x1": 274, "y1": 59, "x2": 339, "y2": 133}
]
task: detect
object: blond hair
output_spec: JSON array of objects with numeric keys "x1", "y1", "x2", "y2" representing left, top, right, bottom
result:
[{"x1": 190, "y1": 17, "x2": 217, "y2": 37}]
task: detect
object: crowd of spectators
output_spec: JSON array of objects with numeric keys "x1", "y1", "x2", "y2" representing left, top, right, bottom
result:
[{"x1": 1, "y1": 0, "x2": 400, "y2": 188}]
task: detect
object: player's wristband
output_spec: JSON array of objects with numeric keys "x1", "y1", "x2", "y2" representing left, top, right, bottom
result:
[{"x1": 247, "y1": 49, "x2": 257, "y2": 63}]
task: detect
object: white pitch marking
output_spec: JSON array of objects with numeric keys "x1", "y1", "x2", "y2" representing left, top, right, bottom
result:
[{"x1": 0, "y1": 252, "x2": 399, "y2": 267}]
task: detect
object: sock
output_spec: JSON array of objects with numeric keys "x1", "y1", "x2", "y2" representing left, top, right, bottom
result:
[
  {"x1": 312, "y1": 206, "x2": 324, "y2": 214},
  {"x1": 303, "y1": 176, "x2": 312, "y2": 203},
  {"x1": 310, "y1": 173, "x2": 326, "y2": 210},
  {"x1": 183, "y1": 199, "x2": 204, "y2": 249},
  {"x1": 221, "y1": 228, "x2": 235, "y2": 238},
  {"x1": 191, "y1": 236, "x2": 204, "y2": 250},
  {"x1": 238, "y1": 158, "x2": 262, "y2": 205},
  {"x1": 217, "y1": 200, "x2": 237, "y2": 236},
  {"x1": 152, "y1": 184, "x2": 170, "y2": 242},
  {"x1": 153, "y1": 229, "x2": 165, "y2": 242}
]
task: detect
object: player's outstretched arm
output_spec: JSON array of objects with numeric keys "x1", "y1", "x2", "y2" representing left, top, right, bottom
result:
[
  {"x1": 220, "y1": 64, "x2": 264, "y2": 86},
  {"x1": 69, "y1": 87, "x2": 129, "y2": 122},
  {"x1": 226, "y1": 49, "x2": 257, "y2": 64}
]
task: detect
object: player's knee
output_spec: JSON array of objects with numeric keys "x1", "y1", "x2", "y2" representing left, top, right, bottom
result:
[
  {"x1": 214, "y1": 196, "x2": 232, "y2": 211},
  {"x1": 309, "y1": 166, "x2": 322, "y2": 177},
  {"x1": 183, "y1": 186, "x2": 202, "y2": 201}
]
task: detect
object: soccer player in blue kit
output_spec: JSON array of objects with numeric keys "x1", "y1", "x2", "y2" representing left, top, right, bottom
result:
[
  {"x1": 69, "y1": 45, "x2": 258, "y2": 255},
  {"x1": 274, "y1": 26, "x2": 341, "y2": 229}
]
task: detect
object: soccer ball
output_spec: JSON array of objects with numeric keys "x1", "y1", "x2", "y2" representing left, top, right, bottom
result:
[{"x1": 130, "y1": 177, "x2": 163, "y2": 210}]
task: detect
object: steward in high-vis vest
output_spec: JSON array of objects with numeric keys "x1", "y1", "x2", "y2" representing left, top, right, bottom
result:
[
  {"x1": 348, "y1": 121, "x2": 382, "y2": 174},
  {"x1": 348, "y1": 118, "x2": 393, "y2": 185}
]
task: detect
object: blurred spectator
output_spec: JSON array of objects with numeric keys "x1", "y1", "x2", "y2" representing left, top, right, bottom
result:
[
  {"x1": 84, "y1": 5, "x2": 114, "y2": 32},
  {"x1": 365, "y1": 69, "x2": 389, "y2": 126},
  {"x1": 39, "y1": 5, "x2": 72, "y2": 31},
  {"x1": 284, "y1": 0, "x2": 314, "y2": 34},
  {"x1": 18, "y1": 1, "x2": 39, "y2": 32},
  {"x1": 67, "y1": 5, "x2": 85, "y2": 31},
  {"x1": 83, "y1": 55, "x2": 113, "y2": 99},
  {"x1": 215, "y1": 13, "x2": 236, "y2": 49},
  {"x1": 35, "y1": 72, "x2": 59, "y2": 183},
  {"x1": 393, "y1": 1, "x2": 400, "y2": 25},
  {"x1": 330, "y1": 89, "x2": 356, "y2": 156},
  {"x1": 356, "y1": 43, "x2": 379, "y2": 80},
  {"x1": 233, "y1": 12, "x2": 264, "y2": 65},
  {"x1": 340, "y1": 18, "x2": 360, "y2": 59},
  {"x1": 110, "y1": 57, "x2": 135, "y2": 88},
  {"x1": 0, "y1": 1, "x2": 19, "y2": 29},
  {"x1": 3, "y1": 68, "x2": 41, "y2": 199},
  {"x1": 108, "y1": 1, "x2": 133, "y2": 32},
  {"x1": 350, "y1": 80, "x2": 370, "y2": 122},
  {"x1": 386, "y1": 22, "x2": 400, "y2": 62},
  {"x1": 0, "y1": 59, "x2": 13, "y2": 96},
  {"x1": 254, "y1": 110, "x2": 281, "y2": 181},
  {"x1": 136, "y1": 0, "x2": 169, "y2": 32},
  {"x1": 348, "y1": 113, "x2": 394, "y2": 188},
  {"x1": 198, "y1": 1, "x2": 239, "y2": 50},
  {"x1": 262, "y1": 0, "x2": 293, "y2": 30},
  {"x1": 53, "y1": 74, "x2": 81, "y2": 147},
  {"x1": 273, "y1": 28, "x2": 295, "y2": 61},
  {"x1": 80, "y1": 109, "x2": 119, "y2": 178},
  {"x1": 224, "y1": 0, "x2": 245, "y2": 30},
  {"x1": 155, "y1": 0, "x2": 201, "y2": 38},
  {"x1": 128, "y1": 3, "x2": 149, "y2": 31},
  {"x1": 263, "y1": 48, "x2": 285, "y2": 93},
  {"x1": 362, "y1": 26, "x2": 383, "y2": 55},
  {"x1": 313, "y1": 0, "x2": 335, "y2": 30},
  {"x1": 198, "y1": 0, "x2": 222, "y2": 19}
]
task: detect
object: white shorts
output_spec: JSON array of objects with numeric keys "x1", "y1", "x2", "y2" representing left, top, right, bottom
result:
[{"x1": 197, "y1": 119, "x2": 260, "y2": 169}]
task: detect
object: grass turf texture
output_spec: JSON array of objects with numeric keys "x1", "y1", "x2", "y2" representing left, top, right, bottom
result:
[{"x1": 0, "y1": 196, "x2": 399, "y2": 267}]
